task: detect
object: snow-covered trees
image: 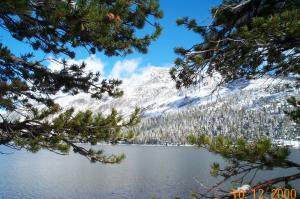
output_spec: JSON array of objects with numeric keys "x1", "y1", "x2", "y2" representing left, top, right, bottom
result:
[{"x1": 132, "y1": 85, "x2": 299, "y2": 143}]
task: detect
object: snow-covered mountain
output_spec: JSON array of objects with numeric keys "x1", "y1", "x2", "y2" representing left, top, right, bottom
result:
[{"x1": 54, "y1": 67, "x2": 300, "y2": 143}]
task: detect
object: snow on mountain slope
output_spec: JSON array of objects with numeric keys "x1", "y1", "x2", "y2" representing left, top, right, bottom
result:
[
  {"x1": 52, "y1": 66, "x2": 300, "y2": 142},
  {"x1": 54, "y1": 66, "x2": 298, "y2": 118},
  {"x1": 4, "y1": 65, "x2": 297, "y2": 143}
]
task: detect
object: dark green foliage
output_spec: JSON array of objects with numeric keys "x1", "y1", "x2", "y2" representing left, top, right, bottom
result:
[
  {"x1": 186, "y1": 134, "x2": 300, "y2": 198},
  {"x1": 173, "y1": 1, "x2": 300, "y2": 197},
  {"x1": 187, "y1": 134, "x2": 290, "y2": 166},
  {"x1": 286, "y1": 96, "x2": 300, "y2": 124},
  {"x1": 171, "y1": 0, "x2": 300, "y2": 88},
  {"x1": 0, "y1": 0, "x2": 162, "y2": 57},
  {"x1": 0, "y1": 0, "x2": 162, "y2": 163}
]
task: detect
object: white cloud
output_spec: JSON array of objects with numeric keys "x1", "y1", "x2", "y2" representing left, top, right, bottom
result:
[
  {"x1": 110, "y1": 58, "x2": 142, "y2": 79},
  {"x1": 48, "y1": 55, "x2": 105, "y2": 75}
]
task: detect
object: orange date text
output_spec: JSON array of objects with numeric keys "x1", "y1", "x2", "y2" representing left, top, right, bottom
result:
[{"x1": 232, "y1": 188, "x2": 297, "y2": 199}]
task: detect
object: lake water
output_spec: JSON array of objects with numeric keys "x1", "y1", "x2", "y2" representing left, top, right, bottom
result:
[{"x1": 0, "y1": 145, "x2": 299, "y2": 199}]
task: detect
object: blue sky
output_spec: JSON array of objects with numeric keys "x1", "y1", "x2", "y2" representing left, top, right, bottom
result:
[{"x1": 1, "y1": 0, "x2": 221, "y2": 78}]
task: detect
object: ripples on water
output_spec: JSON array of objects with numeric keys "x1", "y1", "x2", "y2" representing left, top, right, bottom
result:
[{"x1": 0, "y1": 145, "x2": 299, "y2": 199}]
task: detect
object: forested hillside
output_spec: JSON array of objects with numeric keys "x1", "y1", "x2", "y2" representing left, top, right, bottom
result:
[{"x1": 49, "y1": 67, "x2": 300, "y2": 144}]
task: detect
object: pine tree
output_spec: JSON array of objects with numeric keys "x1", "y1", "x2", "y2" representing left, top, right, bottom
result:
[
  {"x1": 171, "y1": 0, "x2": 300, "y2": 197},
  {"x1": 171, "y1": 0, "x2": 299, "y2": 88},
  {"x1": 0, "y1": 0, "x2": 162, "y2": 163}
]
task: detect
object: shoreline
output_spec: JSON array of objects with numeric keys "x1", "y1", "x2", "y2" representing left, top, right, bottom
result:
[
  {"x1": 96, "y1": 140, "x2": 300, "y2": 149},
  {"x1": 96, "y1": 143, "x2": 195, "y2": 147},
  {"x1": 272, "y1": 139, "x2": 300, "y2": 149}
]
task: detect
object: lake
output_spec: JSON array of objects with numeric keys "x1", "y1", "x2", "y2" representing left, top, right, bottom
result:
[{"x1": 0, "y1": 145, "x2": 299, "y2": 199}]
